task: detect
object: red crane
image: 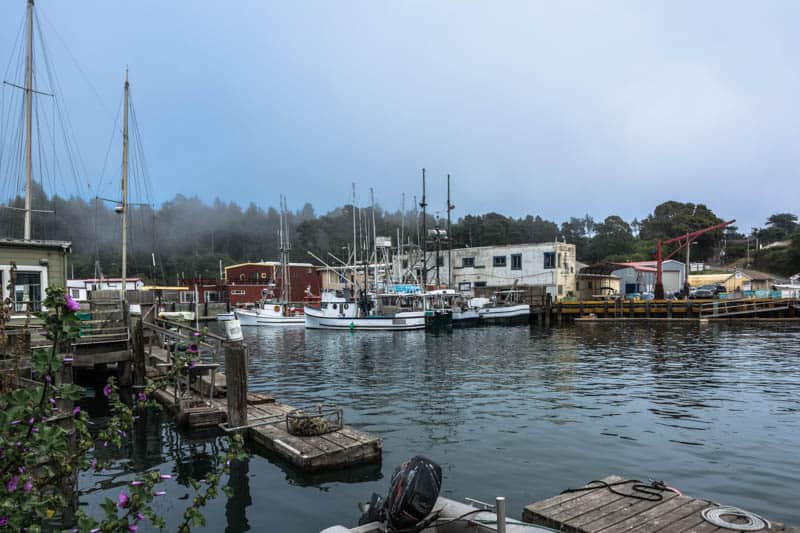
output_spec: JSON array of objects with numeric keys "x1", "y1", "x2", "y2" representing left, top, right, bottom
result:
[{"x1": 654, "y1": 219, "x2": 736, "y2": 299}]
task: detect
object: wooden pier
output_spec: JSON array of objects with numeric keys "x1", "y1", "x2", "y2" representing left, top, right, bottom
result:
[
  {"x1": 523, "y1": 476, "x2": 796, "y2": 533},
  {"x1": 140, "y1": 322, "x2": 381, "y2": 472},
  {"x1": 543, "y1": 297, "x2": 800, "y2": 324}
]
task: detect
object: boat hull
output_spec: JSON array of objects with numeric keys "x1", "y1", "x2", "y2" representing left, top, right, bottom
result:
[
  {"x1": 452, "y1": 308, "x2": 480, "y2": 327},
  {"x1": 478, "y1": 304, "x2": 530, "y2": 325},
  {"x1": 304, "y1": 306, "x2": 425, "y2": 331}
]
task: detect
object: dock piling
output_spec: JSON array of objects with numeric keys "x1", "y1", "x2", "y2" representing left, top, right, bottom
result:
[{"x1": 225, "y1": 340, "x2": 248, "y2": 429}]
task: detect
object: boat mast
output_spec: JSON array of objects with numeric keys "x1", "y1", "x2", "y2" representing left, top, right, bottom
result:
[
  {"x1": 370, "y1": 187, "x2": 377, "y2": 290},
  {"x1": 23, "y1": 0, "x2": 34, "y2": 239},
  {"x1": 420, "y1": 168, "x2": 427, "y2": 288},
  {"x1": 447, "y1": 174, "x2": 453, "y2": 289},
  {"x1": 120, "y1": 69, "x2": 129, "y2": 301},
  {"x1": 280, "y1": 195, "x2": 291, "y2": 305}
]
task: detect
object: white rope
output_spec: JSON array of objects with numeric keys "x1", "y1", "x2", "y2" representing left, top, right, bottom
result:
[{"x1": 701, "y1": 506, "x2": 770, "y2": 531}]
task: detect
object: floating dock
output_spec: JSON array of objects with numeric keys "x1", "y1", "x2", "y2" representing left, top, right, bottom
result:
[
  {"x1": 523, "y1": 476, "x2": 796, "y2": 533},
  {"x1": 144, "y1": 341, "x2": 381, "y2": 472}
]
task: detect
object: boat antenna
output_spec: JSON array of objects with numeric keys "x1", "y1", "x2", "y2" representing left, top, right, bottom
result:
[{"x1": 447, "y1": 173, "x2": 454, "y2": 289}]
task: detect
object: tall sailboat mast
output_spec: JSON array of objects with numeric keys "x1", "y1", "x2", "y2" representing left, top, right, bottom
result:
[
  {"x1": 23, "y1": 0, "x2": 34, "y2": 239},
  {"x1": 120, "y1": 69, "x2": 129, "y2": 300},
  {"x1": 420, "y1": 168, "x2": 427, "y2": 288}
]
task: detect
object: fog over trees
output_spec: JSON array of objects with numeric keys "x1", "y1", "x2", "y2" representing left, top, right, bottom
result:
[{"x1": 2, "y1": 184, "x2": 798, "y2": 280}]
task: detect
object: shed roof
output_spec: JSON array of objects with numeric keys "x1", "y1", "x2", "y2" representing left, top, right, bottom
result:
[{"x1": 0, "y1": 238, "x2": 71, "y2": 250}]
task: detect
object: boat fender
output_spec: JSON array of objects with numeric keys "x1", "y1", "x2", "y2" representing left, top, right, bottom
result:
[
  {"x1": 344, "y1": 303, "x2": 349, "y2": 310},
  {"x1": 239, "y1": 274, "x2": 245, "y2": 281},
  {"x1": 274, "y1": 305, "x2": 280, "y2": 312}
]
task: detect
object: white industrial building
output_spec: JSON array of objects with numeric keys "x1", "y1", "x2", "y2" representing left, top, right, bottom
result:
[{"x1": 394, "y1": 242, "x2": 577, "y2": 300}]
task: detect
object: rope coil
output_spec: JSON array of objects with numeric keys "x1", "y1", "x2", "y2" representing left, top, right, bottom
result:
[{"x1": 701, "y1": 506, "x2": 770, "y2": 531}]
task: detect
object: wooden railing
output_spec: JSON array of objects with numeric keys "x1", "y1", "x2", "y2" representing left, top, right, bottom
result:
[{"x1": 699, "y1": 298, "x2": 798, "y2": 318}]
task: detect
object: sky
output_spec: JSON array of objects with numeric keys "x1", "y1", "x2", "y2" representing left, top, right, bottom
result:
[{"x1": 1, "y1": 0, "x2": 799, "y2": 233}]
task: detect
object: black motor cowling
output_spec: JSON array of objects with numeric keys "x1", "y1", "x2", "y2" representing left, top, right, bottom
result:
[{"x1": 384, "y1": 456, "x2": 442, "y2": 530}]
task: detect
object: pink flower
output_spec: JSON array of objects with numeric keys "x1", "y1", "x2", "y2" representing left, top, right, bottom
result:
[
  {"x1": 159, "y1": 474, "x2": 171, "y2": 480},
  {"x1": 193, "y1": 331, "x2": 200, "y2": 337},
  {"x1": 6, "y1": 475, "x2": 19, "y2": 492},
  {"x1": 117, "y1": 491, "x2": 129, "y2": 508},
  {"x1": 128, "y1": 525, "x2": 138, "y2": 532},
  {"x1": 137, "y1": 392, "x2": 147, "y2": 402},
  {"x1": 136, "y1": 512, "x2": 145, "y2": 521},
  {"x1": 188, "y1": 344, "x2": 198, "y2": 354},
  {"x1": 131, "y1": 480, "x2": 144, "y2": 486},
  {"x1": 23, "y1": 478, "x2": 33, "y2": 493},
  {"x1": 72, "y1": 406, "x2": 81, "y2": 416},
  {"x1": 188, "y1": 360, "x2": 196, "y2": 369},
  {"x1": 65, "y1": 294, "x2": 80, "y2": 312},
  {"x1": 102, "y1": 384, "x2": 113, "y2": 397},
  {"x1": 154, "y1": 490, "x2": 166, "y2": 496},
  {"x1": 91, "y1": 458, "x2": 98, "y2": 470},
  {"x1": 0, "y1": 516, "x2": 8, "y2": 526}
]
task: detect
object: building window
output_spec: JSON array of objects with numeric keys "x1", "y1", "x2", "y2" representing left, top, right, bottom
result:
[
  {"x1": 511, "y1": 254, "x2": 522, "y2": 270},
  {"x1": 180, "y1": 292, "x2": 195, "y2": 303},
  {"x1": 402, "y1": 260, "x2": 408, "y2": 269},
  {"x1": 558, "y1": 284, "x2": 564, "y2": 295},
  {"x1": 462, "y1": 257, "x2": 475, "y2": 268},
  {"x1": 543, "y1": 252, "x2": 555, "y2": 269},
  {"x1": 493, "y1": 255, "x2": 507, "y2": 267},
  {"x1": 13, "y1": 271, "x2": 43, "y2": 312},
  {"x1": 205, "y1": 291, "x2": 219, "y2": 302},
  {"x1": 437, "y1": 256, "x2": 444, "y2": 267},
  {"x1": 70, "y1": 288, "x2": 81, "y2": 299},
  {"x1": 473, "y1": 281, "x2": 487, "y2": 288},
  {"x1": 231, "y1": 289, "x2": 246, "y2": 296},
  {"x1": 458, "y1": 282, "x2": 471, "y2": 291}
]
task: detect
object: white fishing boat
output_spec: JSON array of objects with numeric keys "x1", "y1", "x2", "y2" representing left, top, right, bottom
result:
[
  {"x1": 235, "y1": 302, "x2": 304, "y2": 326},
  {"x1": 476, "y1": 290, "x2": 530, "y2": 324},
  {"x1": 304, "y1": 291, "x2": 425, "y2": 331},
  {"x1": 425, "y1": 289, "x2": 479, "y2": 327},
  {"x1": 215, "y1": 311, "x2": 235, "y2": 321}
]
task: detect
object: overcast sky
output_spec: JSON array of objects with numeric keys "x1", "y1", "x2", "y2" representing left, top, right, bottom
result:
[{"x1": 1, "y1": 1, "x2": 798, "y2": 232}]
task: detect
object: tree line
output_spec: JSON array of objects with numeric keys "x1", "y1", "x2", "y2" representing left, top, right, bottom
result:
[{"x1": 2, "y1": 184, "x2": 798, "y2": 280}]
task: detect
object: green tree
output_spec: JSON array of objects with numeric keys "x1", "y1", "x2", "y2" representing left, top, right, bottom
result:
[
  {"x1": 588, "y1": 215, "x2": 635, "y2": 262},
  {"x1": 639, "y1": 201, "x2": 725, "y2": 260}
]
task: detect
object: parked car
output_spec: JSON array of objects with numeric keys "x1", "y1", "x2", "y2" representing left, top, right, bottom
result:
[
  {"x1": 699, "y1": 284, "x2": 726, "y2": 295},
  {"x1": 690, "y1": 288, "x2": 715, "y2": 299}
]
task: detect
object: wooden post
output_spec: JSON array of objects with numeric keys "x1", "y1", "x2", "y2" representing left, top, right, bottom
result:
[
  {"x1": 225, "y1": 341, "x2": 248, "y2": 429},
  {"x1": 579, "y1": 301, "x2": 584, "y2": 318},
  {"x1": 603, "y1": 300, "x2": 609, "y2": 318},
  {"x1": 645, "y1": 301, "x2": 651, "y2": 318},
  {"x1": 133, "y1": 318, "x2": 146, "y2": 388},
  {"x1": 667, "y1": 300, "x2": 673, "y2": 318}
]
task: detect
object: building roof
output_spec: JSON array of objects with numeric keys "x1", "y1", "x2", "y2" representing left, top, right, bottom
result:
[
  {"x1": 69, "y1": 277, "x2": 142, "y2": 283},
  {"x1": 0, "y1": 238, "x2": 72, "y2": 250},
  {"x1": 224, "y1": 261, "x2": 314, "y2": 271},
  {"x1": 609, "y1": 260, "x2": 684, "y2": 273},
  {"x1": 738, "y1": 269, "x2": 778, "y2": 281},
  {"x1": 448, "y1": 242, "x2": 573, "y2": 253},
  {"x1": 141, "y1": 285, "x2": 189, "y2": 291}
]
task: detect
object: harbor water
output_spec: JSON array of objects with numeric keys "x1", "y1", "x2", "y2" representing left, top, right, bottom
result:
[{"x1": 79, "y1": 322, "x2": 800, "y2": 531}]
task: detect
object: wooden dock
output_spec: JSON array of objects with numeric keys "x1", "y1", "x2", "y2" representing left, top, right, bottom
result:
[
  {"x1": 142, "y1": 327, "x2": 381, "y2": 472},
  {"x1": 523, "y1": 476, "x2": 796, "y2": 533}
]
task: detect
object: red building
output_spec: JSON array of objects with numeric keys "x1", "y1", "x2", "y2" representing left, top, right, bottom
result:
[{"x1": 224, "y1": 262, "x2": 321, "y2": 306}]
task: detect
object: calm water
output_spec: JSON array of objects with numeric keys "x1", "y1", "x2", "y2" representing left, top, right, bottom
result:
[{"x1": 79, "y1": 322, "x2": 800, "y2": 531}]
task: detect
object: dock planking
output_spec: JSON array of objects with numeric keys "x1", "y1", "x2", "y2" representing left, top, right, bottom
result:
[{"x1": 523, "y1": 477, "x2": 797, "y2": 533}]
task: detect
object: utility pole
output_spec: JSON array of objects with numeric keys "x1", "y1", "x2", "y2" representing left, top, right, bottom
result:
[
  {"x1": 370, "y1": 187, "x2": 377, "y2": 288},
  {"x1": 120, "y1": 69, "x2": 129, "y2": 301},
  {"x1": 447, "y1": 174, "x2": 454, "y2": 288},
  {"x1": 23, "y1": 0, "x2": 34, "y2": 239},
  {"x1": 420, "y1": 168, "x2": 427, "y2": 288}
]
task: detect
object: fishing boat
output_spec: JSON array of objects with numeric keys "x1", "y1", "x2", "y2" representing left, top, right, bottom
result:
[
  {"x1": 425, "y1": 289, "x2": 480, "y2": 327},
  {"x1": 234, "y1": 196, "x2": 306, "y2": 326},
  {"x1": 304, "y1": 291, "x2": 425, "y2": 331},
  {"x1": 215, "y1": 311, "x2": 235, "y2": 321},
  {"x1": 476, "y1": 290, "x2": 530, "y2": 324}
]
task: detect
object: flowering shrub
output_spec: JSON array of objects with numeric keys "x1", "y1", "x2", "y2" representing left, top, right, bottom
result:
[{"x1": 0, "y1": 284, "x2": 246, "y2": 531}]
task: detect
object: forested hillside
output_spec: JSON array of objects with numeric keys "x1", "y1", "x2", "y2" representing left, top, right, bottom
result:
[{"x1": 2, "y1": 185, "x2": 797, "y2": 281}]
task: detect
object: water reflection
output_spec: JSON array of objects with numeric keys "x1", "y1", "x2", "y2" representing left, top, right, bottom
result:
[{"x1": 78, "y1": 322, "x2": 800, "y2": 531}]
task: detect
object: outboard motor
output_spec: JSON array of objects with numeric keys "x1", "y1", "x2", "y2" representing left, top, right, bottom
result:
[{"x1": 359, "y1": 456, "x2": 442, "y2": 531}]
